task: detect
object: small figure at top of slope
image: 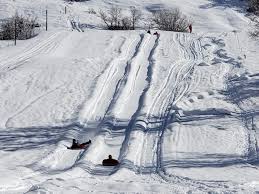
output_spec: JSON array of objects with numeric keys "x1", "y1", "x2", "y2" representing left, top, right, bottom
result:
[
  {"x1": 147, "y1": 29, "x2": 151, "y2": 34},
  {"x1": 102, "y1": 155, "x2": 119, "y2": 166},
  {"x1": 189, "y1": 24, "x2": 192, "y2": 33},
  {"x1": 153, "y1": 31, "x2": 160, "y2": 37},
  {"x1": 67, "y1": 139, "x2": 92, "y2": 150}
]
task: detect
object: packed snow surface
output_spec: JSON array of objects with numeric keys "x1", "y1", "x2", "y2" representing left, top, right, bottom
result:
[{"x1": 1, "y1": 0, "x2": 259, "y2": 193}]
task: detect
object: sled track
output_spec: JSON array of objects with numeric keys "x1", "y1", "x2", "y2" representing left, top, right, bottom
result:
[
  {"x1": 136, "y1": 33, "x2": 202, "y2": 174},
  {"x1": 51, "y1": 36, "x2": 140, "y2": 171},
  {"x1": 28, "y1": 35, "x2": 133, "y2": 174},
  {"x1": 0, "y1": 32, "x2": 67, "y2": 73},
  {"x1": 116, "y1": 35, "x2": 159, "y2": 167},
  {"x1": 26, "y1": 33, "x2": 244, "y2": 192},
  {"x1": 148, "y1": 33, "x2": 202, "y2": 117},
  {"x1": 133, "y1": 33, "x2": 233, "y2": 191},
  {"x1": 67, "y1": 34, "x2": 160, "y2": 175},
  {"x1": 79, "y1": 35, "x2": 138, "y2": 123},
  {"x1": 132, "y1": 36, "x2": 160, "y2": 172},
  {"x1": 60, "y1": 35, "x2": 158, "y2": 176},
  {"x1": 87, "y1": 34, "x2": 158, "y2": 175},
  {"x1": 102, "y1": 34, "x2": 145, "y2": 118},
  {"x1": 39, "y1": 34, "x2": 149, "y2": 175},
  {"x1": 29, "y1": 33, "x2": 208, "y2": 183},
  {"x1": 118, "y1": 35, "x2": 152, "y2": 111}
]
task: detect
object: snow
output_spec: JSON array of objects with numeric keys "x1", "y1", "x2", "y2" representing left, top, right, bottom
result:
[{"x1": 1, "y1": 0, "x2": 259, "y2": 193}]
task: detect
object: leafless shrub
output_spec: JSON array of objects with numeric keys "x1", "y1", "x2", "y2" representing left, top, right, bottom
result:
[
  {"x1": 98, "y1": 6, "x2": 142, "y2": 30},
  {"x1": 250, "y1": 30, "x2": 259, "y2": 37},
  {"x1": 110, "y1": 6, "x2": 122, "y2": 28},
  {"x1": 248, "y1": 0, "x2": 259, "y2": 14},
  {"x1": 249, "y1": 19, "x2": 259, "y2": 39},
  {"x1": 130, "y1": 6, "x2": 142, "y2": 30},
  {"x1": 0, "y1": 14, "x2": 38, "y2": 40},
  {"x1": 98, "y1": 6, "x2": 122, "y2": 30},
  {"x1": 121, "y1": 17, "x2": 131, "y2": 30},
  {"x1": 151, "y1": 8, "x2": 190, "y2": 32},
  {"x1": 88, "y1": 8, "x2": 96, "y2": 14}
]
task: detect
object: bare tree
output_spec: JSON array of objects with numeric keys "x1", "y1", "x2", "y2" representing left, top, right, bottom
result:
[
  {"x1": 121, "y1": 16, "x2": 131, "y2": 30},
  {"x1": 151, "y1": 8, "x2": 190, "y2": 32},
  {"x1": 88, "y1": 8, "x2": 96, "y2": 14},
  {"x1": 130, "y1": 7, "x2": 142, "y2": 30},
  {"x1": 98, "y1": 9, "x2": 111, "y2": 28},
  {"x1": 98, "y1": 6, "x2": 143, "y2": 30},
  {"x1": 0, "y1": 14, "x2": 38, "y2": 40},
  {"x1": 248, "y1": 0, "x2": 259, "y2": 14},
  {"x1": 109, "y1": 6, "x2": 122, "y2": 28},
  {"x1": 98, "y1": 6, "x2": 123, "y2": 30},
  {"x1": 249, "y1": 17, "x2": 259, "y2": 38}
]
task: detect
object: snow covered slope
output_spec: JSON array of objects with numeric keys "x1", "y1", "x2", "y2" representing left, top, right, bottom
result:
[{"x1": 1, "y1": 0, "x2": 259, "y2": 193}]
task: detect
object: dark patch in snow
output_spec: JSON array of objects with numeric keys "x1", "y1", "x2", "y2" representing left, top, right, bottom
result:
[{"x1": 199, "y1": 0, "x2": 247, "y2": 13}]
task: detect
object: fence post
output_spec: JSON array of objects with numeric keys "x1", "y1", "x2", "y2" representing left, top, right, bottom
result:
[
  {"x1": 14, "y1": 17, "x2": 17, "y2": 45},
  {"x1": 46, "y1": 9, "x2": 48, "y2": 31}
]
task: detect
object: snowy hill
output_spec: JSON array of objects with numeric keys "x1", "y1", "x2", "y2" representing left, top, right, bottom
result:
[{"x1": 1, "y1": 0, "x2": 259, "y2": 193}]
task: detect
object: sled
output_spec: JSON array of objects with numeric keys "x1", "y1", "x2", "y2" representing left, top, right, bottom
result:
[
  {"x1": 66, "y1": 142, "x2": 91, "y2": 150},
  {"x1": 102, "y1": 159, "x2": 119, "y2": 166}
]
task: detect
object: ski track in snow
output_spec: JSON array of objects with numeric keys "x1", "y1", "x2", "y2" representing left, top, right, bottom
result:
[
  {"x1": 130, "y1": 33, "x2": 204, "y2": 175},
  {"x1": 1, "y1": 1, "x2": 259, "y2": 191},
  {"x1": 32, "y1": 33, "x2": 164, "y2": 177},
  {"x1": 31, "y1": 34, "x2": 151, "y2": 175},
  {"x1": 0, "y1": 31, "x2": 67, "y2": 73},
  {"x1": 13, "y1": 31, "x2": 253, "y2": 193},
  {"x1": 78, "y1": 35, "x2": 138, "y2": 123}
]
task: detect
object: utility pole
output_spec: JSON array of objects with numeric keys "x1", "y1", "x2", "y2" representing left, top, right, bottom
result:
[
  {"x1": 14, "y1": 17, "x2": 17, "y2": 46},
  {"x1": 46, "y1": 9, "x2": 48, "y2": 31},
  {"x1": 65, "y1": 6, "x2": 67, "y2": 14}
]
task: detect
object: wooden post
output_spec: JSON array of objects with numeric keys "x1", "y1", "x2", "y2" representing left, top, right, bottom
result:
[
  {"x1": 46, "y1": 9, "x2": 48, "y2": 31},
  {"x1": 65, "y1": 6, "x2": 67, "y2": 14},
  {"x1": 14, "y1": 18, "x2": 17, "y2": 46}
]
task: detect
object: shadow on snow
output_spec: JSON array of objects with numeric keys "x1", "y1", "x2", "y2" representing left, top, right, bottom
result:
[
  {"x1": 0, "y1": 123, "x2": 97, "y2": 151},
  {"x1": 162, "y1": 152, "x2": 251, "y2": 169},
  {"x1": 199, "y1": 0, "x2": 248, "y2": 13}
]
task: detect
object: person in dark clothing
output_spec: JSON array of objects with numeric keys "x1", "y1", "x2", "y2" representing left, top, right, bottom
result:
[
  {"x1": 102, "y1": 155, "x2": 119, "y2": 166},
  {"x1": 153, "y1": 31, "x2": 159, "y2": 37},
  {"x1": 147, "y1": 30, "x2": 151, "y2": 34},
  {"x1": 71, "y1": 139, "x2": 79, "y2": 149},
  {"x1": 189, "y1": 24, "x2": 192, "y2": 33},
  {"x1": 68, "y1": 139, "x2": 91, "y2": 149}
]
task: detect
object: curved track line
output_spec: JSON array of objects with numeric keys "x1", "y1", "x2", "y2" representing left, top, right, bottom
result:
[
  {"x1": 79, "y1": 36, "x2": 138, "y2": 123},
  {"x1": 0, "y1": 32, "x2": 67, "y2": 72}
]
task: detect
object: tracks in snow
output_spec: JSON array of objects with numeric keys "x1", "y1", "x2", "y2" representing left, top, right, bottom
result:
[
  {"x1": 81, "y1": 34, "x2": 159, "y2": 174},
  {"x1": 35, "y1": 33, "x2": 159, "y2": 175},
  {"x1": 78, "y1": 35, "x2": 139, "y2": 123},
  {"x1": 0, "y1": 31, "x2": 67, "y2": 73},
  {"x1": 33, "y1": 32, "x2": 209, "y2": 185},
  {"x1": 123, "y1": 33, "x2": 204, "y2": 174}
]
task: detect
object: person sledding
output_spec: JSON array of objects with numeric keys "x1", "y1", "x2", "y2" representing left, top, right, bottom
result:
[
  {"x1": 153, "y1": 31, "x2": 160, "y2": 37},
  {"x1": 188, "y1": 24, "x2": 192, "y2": 33},
  {"x1": 102, "y1": 155, "x2": 119, "y2": 166},
  {"x1": 71, "y1": 139, "x2": 79, "y2": 149},
  {"x1": 67, "y1": 139, "x2": 92, "y2": 150}
]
